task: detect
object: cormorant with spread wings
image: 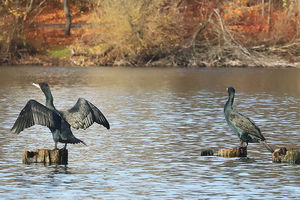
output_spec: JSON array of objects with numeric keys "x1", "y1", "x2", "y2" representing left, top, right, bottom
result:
[{"x1": 11, "y1": 82, "x2": 110, "y2": 149}]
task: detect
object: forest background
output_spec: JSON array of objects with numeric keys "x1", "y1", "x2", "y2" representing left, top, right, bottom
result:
[{"x1": 1, "y1": 0, "x2": 300, "y2": 67}]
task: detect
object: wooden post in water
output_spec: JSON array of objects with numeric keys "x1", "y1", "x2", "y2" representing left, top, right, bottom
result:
[
  {"x1": 218, "y1": 147, "x2": 247, "y2": 157},
  {"x1": 272, "y1": 147, "x2": 300, "y2": 164},
  {"x1": 22, "y1": 149, "x2": 68, "y2": 165},
  {"x1": 199, "y1": 149, "x2": 214, "y2": 156}
]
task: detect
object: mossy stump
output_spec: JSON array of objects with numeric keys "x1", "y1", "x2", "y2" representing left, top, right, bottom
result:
[
  {"x1": 199, "y1": 149, "x2": 214, "y2": 156},
  {"x1": 218, "y1": 147, "x2": 247, "y2": 157},
  {"x1": 272, "y1": 147, "x2": 300, "y2": 164},
  {"x1": 22, "y1": 149, "x2": 68, "y2": 165}
]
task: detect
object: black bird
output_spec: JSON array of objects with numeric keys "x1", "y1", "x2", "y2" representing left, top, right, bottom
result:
[
  {"x1": 11, "y1": 82, "x2": 110, "y2": 149},
  {"x1": 224, "y1": 87, "x2": 274, "y2": 153}
]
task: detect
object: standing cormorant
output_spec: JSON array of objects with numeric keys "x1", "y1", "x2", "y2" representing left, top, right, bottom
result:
[
  {"x1": 11, "y1": 82, "x2": 110, "y2": 149},
  {"x1": 224, "y1": 87, "x2": 274, "y2": 153}
]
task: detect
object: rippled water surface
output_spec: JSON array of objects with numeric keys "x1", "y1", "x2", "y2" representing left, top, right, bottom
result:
[{"x1": 1, "y1": 66, "x2": 300, "y2": 199}]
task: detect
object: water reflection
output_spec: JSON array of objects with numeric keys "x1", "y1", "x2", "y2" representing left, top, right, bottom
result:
[{"x1": 1, "y1": 66, "x2": 300, "y2": 199}]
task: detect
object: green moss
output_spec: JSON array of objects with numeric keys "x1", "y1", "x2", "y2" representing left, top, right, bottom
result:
[
  {"x1": 47, "y1": 47, "x2": 70, "y2": 58},
  {"x1": 283, "y1": 151, "x2": 300, "y2": 164}
]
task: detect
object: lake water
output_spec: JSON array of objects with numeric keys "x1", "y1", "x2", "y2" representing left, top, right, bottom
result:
[{"x1": 1, "y1": 66, "x2": 300, "y2": 199}]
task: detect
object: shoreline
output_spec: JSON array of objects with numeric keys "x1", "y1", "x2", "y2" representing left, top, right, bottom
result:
[{"x1": 2, "y1": 47, "x2": 299, "y2": 68}]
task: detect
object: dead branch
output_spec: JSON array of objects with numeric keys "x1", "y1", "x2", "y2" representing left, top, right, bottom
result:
[
  {"x1": 184, "y1": 11, "x2": 214, "y2": 49},
  {"x1": 213, "y1": 9, "x2": 251, "y2": 56}
]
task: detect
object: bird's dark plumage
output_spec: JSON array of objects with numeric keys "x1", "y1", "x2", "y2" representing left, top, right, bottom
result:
[
  {"x1": 224, "y1": 87, "x2": 274, "y2": 153},
  {"x1": 11, "y1": 82, "x2": 109, "y2": 149},
  {"x1": 61, "y1": 98, "x2": 110, "y2": 130},
  {"x1": 11, "y1": 100, "x2": 61, "y2": 134}
]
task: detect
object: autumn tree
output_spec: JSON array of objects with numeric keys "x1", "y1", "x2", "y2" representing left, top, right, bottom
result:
[
  {"x1": 0, "y1": 0, "x2": 45, "y2": 61},
  {"x1": 71, "y1": 0, "x2": 184, "y2": 65},
  {"x1": 63, "y1": 0, "x2": 71, "y2": 36}
]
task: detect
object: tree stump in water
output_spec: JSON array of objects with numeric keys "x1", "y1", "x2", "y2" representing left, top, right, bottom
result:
[
  {"x1": 199, "y1": 149, "x2": 214, "y2": 156},
  {"x1": 22, "y1": 149, "x2": 68, "y2": 165},
  {"x1": 218, "y1": 147, "x2": 247, "y2": 157},
  {"x1": 272, "y1": 147, "x2": 300, "y2": 164}
]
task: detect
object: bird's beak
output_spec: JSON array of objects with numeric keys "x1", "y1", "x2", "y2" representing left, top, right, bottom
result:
[{"x1": 32, "y1": 83, "x2": 40, "y2": 89}]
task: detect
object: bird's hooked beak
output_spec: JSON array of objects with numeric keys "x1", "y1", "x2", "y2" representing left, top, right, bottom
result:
[{"x1": 32, "y1": 83, "x2": 40, "y2": 89}]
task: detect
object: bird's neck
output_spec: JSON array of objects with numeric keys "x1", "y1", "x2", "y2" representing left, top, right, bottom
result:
[
  {"x1": 224, "y1": 93, "x2": 234, "y2": 113},
  {"x1": 44, "y1": 90, "x2": 56, "y2": 110}
]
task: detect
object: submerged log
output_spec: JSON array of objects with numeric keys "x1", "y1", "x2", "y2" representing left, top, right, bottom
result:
[
  {"x1": 218, "y1": 147, "x2": 247, "y2": 157},
  {"x1": 272, "y1": 147, "x2": 300, "y2": 164},
  {"x1": 22, "y1": 149, "x2": 68, "y2": 165},
  {"x1": 199, "y1": 149, "x2": 214, "y2": 156}
]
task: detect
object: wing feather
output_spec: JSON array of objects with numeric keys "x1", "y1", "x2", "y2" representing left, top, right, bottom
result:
[
  {"x1": 61, "y1": 98, "x2": 110, "y2": 130},
  {"x1": 11, "y1": 100, "x2": 61, "y2": 134},
  {"x1": 229, "y1": 111, "x2": 265, "y2": 140}
]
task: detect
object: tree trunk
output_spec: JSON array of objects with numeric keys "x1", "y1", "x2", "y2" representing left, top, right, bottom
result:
[
  {"x1": 63, "y1": 0, "x2": 72, "y2": 36},
  {"x1": 268, "y1": 0, "x2": 272, "y2": 33},
  {"x1": 262, "y1": 0, "x2": 265, "y2": 16},
  {"x1": 296, "y1": 0, "x2": 300, "y2": 38}
]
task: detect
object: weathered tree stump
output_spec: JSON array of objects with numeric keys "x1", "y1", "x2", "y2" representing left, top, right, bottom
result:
[
  {"x1": 22, "y1": 149, "x2": 68, "y2": 165},
  {"x1": 199, "y1": 149, "x2": 214, "y2": 156},
  {"x1": 218, "y1": 147, "x2": 247, "y2": 157},
  {"x1": 272, "y1": 147, "x2": 300, "y2": 164}
]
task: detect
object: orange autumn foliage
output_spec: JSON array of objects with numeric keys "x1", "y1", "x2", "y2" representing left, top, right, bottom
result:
[
  {"x1": 22, "y1": 0, "x2": 300, "y2": 50},
  {"x1": 180, "y1": 0, "x2": 300, "y2": 45},
  {"x1": 1, "y1": 0, "x2": 300, "y2": 65},
  {"x1": 222, "y1": 0, "x2": 299, "y2": 45}
]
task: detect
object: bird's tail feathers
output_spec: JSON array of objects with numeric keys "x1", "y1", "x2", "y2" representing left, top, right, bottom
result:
[
  {"x1": 80, "y1": 140, "x2": 87, "y2": 146},
  {"x1": 69, "y1": 137, "x2": 86, "y2": 145},
  {"x1": 261, "y1": 141, "x2": 274, "y2": 153}
]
